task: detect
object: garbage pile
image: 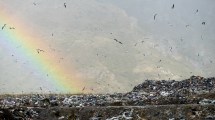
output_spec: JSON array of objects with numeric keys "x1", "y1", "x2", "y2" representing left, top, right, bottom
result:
[
  {"x1": 129, "y1": 76, "x2": 215, "y2": 105},
  {"x1": 0, "y1": 76, "x2": 215, "y2": 119},
  {"x1": 133, "y1": 76, "x2": 214, "y2": 95}
]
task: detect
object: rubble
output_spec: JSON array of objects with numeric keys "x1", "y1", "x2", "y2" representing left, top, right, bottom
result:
[{"x1": 0, "y1": 76, "x2": 215, "y2": 119}]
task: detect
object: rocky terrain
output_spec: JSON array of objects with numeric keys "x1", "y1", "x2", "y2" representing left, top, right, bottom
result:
[{"x1": 1, "y1": 76, "x2": 215, "y2": 120}]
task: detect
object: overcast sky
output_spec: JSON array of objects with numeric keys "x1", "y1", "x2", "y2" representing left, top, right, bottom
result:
[{"x1": 0, "y1": 0, "x2": 214, "y2": 94}]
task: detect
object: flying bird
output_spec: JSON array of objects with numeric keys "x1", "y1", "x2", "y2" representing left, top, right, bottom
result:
[
  {"x1": 201, "y1": 35, "x2": 203, "y2": 40},
  {"x1": 82, "y1": 87, "x2": 85, "y2": 91},
  {"x1": 1, "y1": 24, "x2": 6, "y2": 30},
  {"x1": 64, "y1": 3, "x2": 66, "y2": 8},
  {"x1": 36, "y1": 49, "x2": 45, "y2": 54},
  {"x1": 158, "y1": 74, "x2": 161, "y2": 78},
  {"x1": 202, "y1": 22, "x2": 206, "y2": 25},
  {"x1": 195, "y1": 9, "x2": 198, "y2": 13},
  {"x1": 114, "y1": 38, "x2": 123, "y2": 44},
  {"x1": 134, "y1": 43, "x2": 137, "y2": 46},
  {"x1": 170, "y1": 47, "x2": 173, "y2": 52},
  {"x1": 9, "y1": 27, "x2": 15, "y2": 29},
  {"x1": 118, "y1": 41, "x2": 122, "y2": 44},
  {"x1": 154, "y1": 14, "x2": 157, "y2": 20},
  {"x1": 172, "y1": 4, "x2": 174, "y2": 9}
]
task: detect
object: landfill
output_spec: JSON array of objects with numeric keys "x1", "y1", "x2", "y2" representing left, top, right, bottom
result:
[{"x1": 0, "y1": 76, "x2": 215, "y2": 119}]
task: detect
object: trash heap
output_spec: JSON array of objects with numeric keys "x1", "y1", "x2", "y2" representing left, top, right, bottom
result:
[
  {"x1": 133, "y1": 76, "x2": 214, "y2": 95},
  {"x1": 129, "y1": 76, "x2": 215, "y2": 105},
  {"x1": 0, "y1": 76, "x2": 215, "y2": 119}
]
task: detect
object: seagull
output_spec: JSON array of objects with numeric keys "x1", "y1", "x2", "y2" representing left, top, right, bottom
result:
[
  {"x1": 202, "y1": 22, "x2": 206, "y2": 25},
  {"x1": 195, "y1": 9, "x2": 198, "y2": 13},
  {"x1": 186, "y1": 25, "x2": 190, "y2": 27},
  {"x1": 9, "y1": 27, "x2": 15, "y2": 29},
  {"x1": 170, "y1": 47, "x2": 173, "y2": 52},
  {"x1": 172, "y1": 4, "x2": 174, "y2": 9},
  {"x1": 118, "y1": 41, "x2": 123, "y2": 44},
  {"x1": 64, "y1": 3, "x2": 66, "y2": 8},
  {"x1": 1, "y1": 24, "x2": 6, "y2": 30},
  {"x1": 36, "y1": 49, "x2": 45, "y2": 54},
  {"x1": 114, "y1": 38, "x2": 123, "y2": 44},
  {"x1": 154, "y1": 14, "x2": 157, "y2": 20},
  {"x1": 158, "y1": 74, "x2": 161, "y2": 78},
  {"x1": 82, "y1": 87, "x2": 85, "y2": 91}
]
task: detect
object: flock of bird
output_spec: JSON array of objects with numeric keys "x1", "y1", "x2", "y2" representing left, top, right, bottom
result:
[{"x1": 0, "y1": 2, "x2": 213, "y2": 93}]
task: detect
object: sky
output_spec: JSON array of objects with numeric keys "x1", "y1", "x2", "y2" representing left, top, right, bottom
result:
[{"x1": 0, "y1": 0, "x2": 214, "y2": 94}]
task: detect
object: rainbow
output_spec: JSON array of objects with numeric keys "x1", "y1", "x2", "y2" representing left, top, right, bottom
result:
[{"x1": 0, "y1": 7, "x2": 85, "y2": 93}]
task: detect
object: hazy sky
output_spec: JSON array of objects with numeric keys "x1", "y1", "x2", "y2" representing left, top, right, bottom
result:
[{"x1": 0, "y1": 0, "x2": 214, "y2": 94}]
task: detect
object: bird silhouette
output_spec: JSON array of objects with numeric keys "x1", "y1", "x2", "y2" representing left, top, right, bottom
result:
[
  {"x1": 186, "y1": 25, "x2": 190, "y2": 27},
  {"x1": 154, "y1": 14, "x2": 157, "y2": 20},
  {"x1": 172, "y1": 4, "x2": 174, "y2": 9},
  {"x1": 170, "y1": 47, "x2": 173, "y2": 52},
  {"x1": 64, "y1": 3, "x2": 66, "y2": 8},
  {"x1": 82, "y1": 87, "x2": 85, "y2": 91},
  {"x1": 1, "y1": 24, "x2": 6, "y2": 30},
  {"x1": 36, "y1": 49, "x2": 45, "y2": 54},
  {"x1": 9, "y1": 27, "x2": 15, "y2": 29},
  {"x1": 201, "y1": 35, "x2": 204, "y2": 40},
  {"x1": 114, "y1": 38, "x2": 123, "y2": 44}
]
